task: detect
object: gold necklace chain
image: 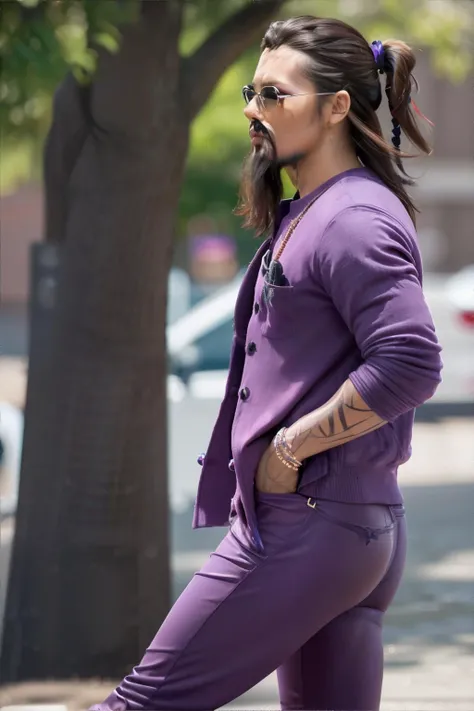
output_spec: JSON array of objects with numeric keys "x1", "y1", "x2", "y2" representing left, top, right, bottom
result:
[{"x1": 273, "y1": 194, "x2": 320, "y2": 262}]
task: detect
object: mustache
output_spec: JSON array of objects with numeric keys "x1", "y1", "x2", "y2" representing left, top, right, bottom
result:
[
  {"x1": 251, "y1": 119, "x2": 269, "y2": 137},
  {"x1": 250, "y1": 121, "x2": 304, "y2": 168}
]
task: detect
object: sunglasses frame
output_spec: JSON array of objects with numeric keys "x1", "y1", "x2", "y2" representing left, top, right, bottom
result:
[{"x1": 242, "y1": 84, "x2": 336, "y2": 108}]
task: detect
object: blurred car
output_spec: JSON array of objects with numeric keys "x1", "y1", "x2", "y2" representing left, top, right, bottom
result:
[
  {"x1": 446, "y1": 265, "x2": 474, "y2": 329},
  {"x1": 167, "y1": 274, "x2": 241, "y2": 380}
]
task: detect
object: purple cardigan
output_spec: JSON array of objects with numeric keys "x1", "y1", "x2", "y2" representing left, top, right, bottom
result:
[{"x1": 192, "y1": 168, "x2": 443, "y2": 552}]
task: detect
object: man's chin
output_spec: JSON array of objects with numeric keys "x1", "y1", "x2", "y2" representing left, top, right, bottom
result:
[
  {"x1": 275, "y1": 151, "x2": 306, "y2": 168},
  {"x1": 250, "y1": 147, "x2": 306, "y2": 168}
]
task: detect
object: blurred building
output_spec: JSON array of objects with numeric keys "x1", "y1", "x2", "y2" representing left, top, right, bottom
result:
[{"x1": 407, "y1": 52, "x2": 474, "y2": 272}]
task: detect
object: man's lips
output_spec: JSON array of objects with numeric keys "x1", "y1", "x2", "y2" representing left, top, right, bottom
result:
[{"x1": 249, "y1": 127, "x2": 268, "y2": 146}]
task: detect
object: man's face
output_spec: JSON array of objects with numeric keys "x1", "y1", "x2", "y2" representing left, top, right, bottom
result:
[{"x1": 244, "y1": 45, "x2": 329, "y2": 165}]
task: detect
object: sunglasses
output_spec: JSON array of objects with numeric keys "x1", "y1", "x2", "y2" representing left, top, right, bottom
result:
[{"x1": 242, "y1": 84, "x2": 336, "y2": 109}]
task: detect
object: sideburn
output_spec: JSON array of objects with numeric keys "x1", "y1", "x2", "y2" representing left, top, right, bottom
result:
[{"x1": 235, "y1": 134, "x2": 283, "y2": 238}]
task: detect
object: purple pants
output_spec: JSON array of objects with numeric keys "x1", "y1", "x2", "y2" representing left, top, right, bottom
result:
[{"x1": 91, "y1": 492, "x2": 406, "y2": 711}]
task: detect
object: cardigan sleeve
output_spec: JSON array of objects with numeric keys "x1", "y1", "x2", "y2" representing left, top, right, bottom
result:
[{"x1": 317, "y1": 205, "x2": 443, "y2": 422}]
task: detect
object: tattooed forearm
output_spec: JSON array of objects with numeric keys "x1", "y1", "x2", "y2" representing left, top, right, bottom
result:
[{"x1": 286, "y1": 380, "x2": 386, "y2": 461}]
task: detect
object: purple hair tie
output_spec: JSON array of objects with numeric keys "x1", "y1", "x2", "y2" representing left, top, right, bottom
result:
[{"x1": 371, "y1": 40, "x2": 386, "y2": 73}]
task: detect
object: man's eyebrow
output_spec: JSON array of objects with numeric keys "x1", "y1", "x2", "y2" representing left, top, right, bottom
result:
[{"x1": 252, "y1": 77, "x2": 291, "y2": 90}]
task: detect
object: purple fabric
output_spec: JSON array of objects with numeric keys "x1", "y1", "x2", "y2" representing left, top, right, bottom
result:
[
  {"x1": 371, "y1": 40, "x2": 385, "y2": 72},
  {"x1": 89, "y1": 496, "x2": 406, "y2": 710},
  {"x1": 317, "y1": 204, "x2": 441, "y2": 421},
  {"x1": 193, "y1": 167, "x2": 442, "y2": 548}
]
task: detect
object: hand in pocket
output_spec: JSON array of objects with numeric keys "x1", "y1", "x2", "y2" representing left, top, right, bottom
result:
[{"x1": 255, "y1": 441, "x2": 299, "y2": 494}]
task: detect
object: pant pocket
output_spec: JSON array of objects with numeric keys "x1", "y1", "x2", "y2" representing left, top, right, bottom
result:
[
  {"x1": 253, "y1": 491, "x2": 314, "y2": 555},
  {"x1": 311, "y1": 500, "x2": 396, "y2": 545}
]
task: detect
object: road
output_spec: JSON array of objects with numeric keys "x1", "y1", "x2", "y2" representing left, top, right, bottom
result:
[{"x1": 1, "y1": 418, "x2": 473, "y2": 709}]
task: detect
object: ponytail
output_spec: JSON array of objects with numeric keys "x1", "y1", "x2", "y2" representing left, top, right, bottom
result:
[{"x1": 348, "y1": 38, "x2": 433, "y2": 224}]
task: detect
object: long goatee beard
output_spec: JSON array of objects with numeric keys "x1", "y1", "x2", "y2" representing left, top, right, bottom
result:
[{"x1": 235, "y1": 133, "x2": 283, "y2": 238}]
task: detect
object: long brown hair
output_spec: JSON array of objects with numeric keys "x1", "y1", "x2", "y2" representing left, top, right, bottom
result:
[{"x1": 236, "y1": 16, "x2": 432, "y2": 235}]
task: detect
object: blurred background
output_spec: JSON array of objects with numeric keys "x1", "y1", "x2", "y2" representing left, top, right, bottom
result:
[{"x1": 0, "y1": 0, "x2": 473, "y2": 709}]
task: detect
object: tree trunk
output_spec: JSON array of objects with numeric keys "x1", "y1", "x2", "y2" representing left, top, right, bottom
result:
[
  {"x1": 1, "y1": 1, "x2": 187, "y2": 681},
  {"x1": 1, "y1": 0, "x2": 287, "y2": 682}
]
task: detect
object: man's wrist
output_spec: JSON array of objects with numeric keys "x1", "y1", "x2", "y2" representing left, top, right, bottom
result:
[
  {"x1": 273, "y1": 428, "x2": 302, "y2": 470},
  {"x1": 285, "y1": 423, "x2": 317, "y2": 462}
]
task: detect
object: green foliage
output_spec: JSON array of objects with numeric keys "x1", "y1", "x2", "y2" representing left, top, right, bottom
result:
[
  {"x1": 180, "y1": 0, "x2": 251, "y2": 56},
  {"x1": 0, "y1": 0, "x2": 137, "y2": 141},
  {"x1": 0, "y1": 0, "x2": 138, "y2": 193}
]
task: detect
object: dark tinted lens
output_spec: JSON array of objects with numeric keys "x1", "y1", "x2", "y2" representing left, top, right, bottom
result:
[
  {"x1": 260, "y1": 86, "x2": 279, "y2": 104},
  {"x1": 242, "y1": 86, "x2": 256, "y2": 104}
]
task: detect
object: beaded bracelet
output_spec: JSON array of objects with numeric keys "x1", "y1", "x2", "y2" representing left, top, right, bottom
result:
[
  {"x1": 274, "y1": 446, "x2": 299, "y2": 471},
  {"x1": 274, "y1": 427, "x2": 302, "y2": 470},
  {"x1": 276, "y1": 427, "x2": 302, "y2": 467},
  {"x1": 274, "y1": 434, "x2": 299, "y2": 471}
]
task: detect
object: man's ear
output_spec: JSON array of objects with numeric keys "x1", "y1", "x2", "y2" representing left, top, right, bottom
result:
[{"x1": 328, "y1": 90, "x2": 352, "y2": 126}]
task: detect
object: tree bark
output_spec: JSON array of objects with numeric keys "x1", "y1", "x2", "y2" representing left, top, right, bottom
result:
[
  {"x1": 1, "y1": 0, "x2": 287, "y2": 682},
  {"x1": 1, "y1": 1, "x2": 186, "y2": 681},
  {"x1": 43, "y1": 75, "x2": 91, "y2": 243}
]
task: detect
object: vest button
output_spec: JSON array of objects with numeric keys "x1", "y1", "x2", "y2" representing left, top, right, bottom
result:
[
  {"x1": 240, "y1": 386, "x2": 250, "y2": 401},
  {"x1": 197, "y1": 453, "x2": 205, "y2": 466},
  {"x1": 247, "y1": 341, "x2": 257, "y2": 355},
  {"x1": 228, "y1": 458, "x2": 235, "y2": 471}
]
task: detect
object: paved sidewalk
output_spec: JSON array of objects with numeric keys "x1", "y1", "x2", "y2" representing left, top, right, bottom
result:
[{"x1": 1, "y1": 656, "x2": 474, "y2": 711}]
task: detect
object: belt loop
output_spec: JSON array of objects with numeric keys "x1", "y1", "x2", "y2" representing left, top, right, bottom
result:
[{"x1": 307, "y1": 497, "x2": 317, "y2": 509}]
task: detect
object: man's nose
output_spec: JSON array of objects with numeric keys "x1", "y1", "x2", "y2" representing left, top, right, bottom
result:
[{"x1": 243, "y1": 96, "x2": 263, "y2": 122}]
